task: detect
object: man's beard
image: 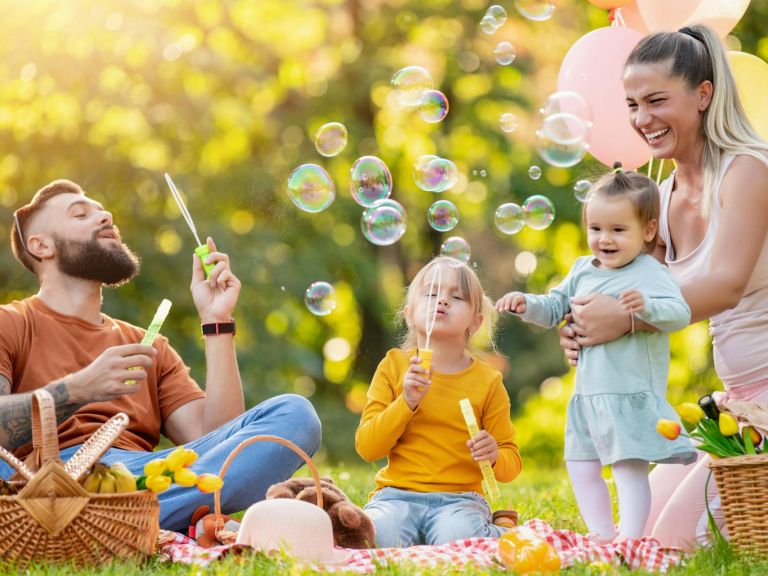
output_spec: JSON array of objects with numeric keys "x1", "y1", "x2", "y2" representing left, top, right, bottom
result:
[{"x1": 54, "y1": 232, "x2": 140, "y2": 287}]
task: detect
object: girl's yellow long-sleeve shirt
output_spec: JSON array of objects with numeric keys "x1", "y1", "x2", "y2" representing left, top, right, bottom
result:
[{"x1": 355, "y1": 348, "x2": 522, "y2": 495}]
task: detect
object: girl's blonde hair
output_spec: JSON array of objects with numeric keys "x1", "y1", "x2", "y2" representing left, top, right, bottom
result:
[
  {"x1": 583, "y1": 165, "x2": 660, "y2": 253},
  {"x1": 625, "y1": 24, "x2": 768, "y2": 216},
  {"x1": 396, "y1": 256, "x2": 497, "y2": 355}
]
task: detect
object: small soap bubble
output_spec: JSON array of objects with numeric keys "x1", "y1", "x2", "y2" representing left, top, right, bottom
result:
[
  {"x1": 480, "y1": 169, "x2": 487, "y2": 178},
  {"x1": 494, "y1": 203, "x2": 525, "y2": 235},
  {"x1": 305, "y1": 281, "x2": 337, "y2": 316},
  {"x1": 391, "y1": 66, "x2": 434, "y2": 107},
  {"x1": 361, "y1": 199, "x2": 407, "y2": 246},
  {"x1": 440, "y1": 236, "x2": 471, "y2": 263},
  {"x1": 480, "y1": 15, "x2": 499, "y2": 35},
  {"x1": 314, "y1": 122, "x2": 348, "y2": 157},
  {"x1": 350, "y1": 156, "x2": 392, "y2": 207},
  {"x1": 494, "y1": 41, "x2": 516, "y2": 66},
  {"x1": 499, "y1": 112, "x2": 518, "y2": 133},
  {"x1": 528, "y1": 165, "x2": 542, "y2": 180},
  {"x1": 286, "y1": 164, "x2": 336, "y2": 213},
  {"x1": 486, "y1": 5, "x2": 507, "y2": 27},
  {"x1": 427, "y1": 200, "x2": 459, "y2": 232},
  {"x1": 514, "y1": 0, "x2": 556, "y2": 21},
  {"x1": 574, "y1": 179, "x2": 593, "y2": 203},
  {"x1": 413, "y1": 156, "x2": 459, "y2": 193},
  {"x1": 536, "y1": 119, "x2": 589, "y2": 168},
  {"x1": 417, "y1": 90, "x2": 449, "y2": 123},
  {"x1": 523, "y1": 195, "x2": 555, "y2": 230}
]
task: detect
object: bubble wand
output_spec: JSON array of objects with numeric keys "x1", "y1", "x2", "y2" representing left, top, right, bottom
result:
[
  {"x1": 417, "y1": 265, "x2": 443, "y2": 380},
  {"x1": 459, "y1": 397, "x2": 501, "y2": 503},
  {"x1": 126, "y1": 299, "x2": 172, "y2": 385},
  {"x1": 164, "y1": 173, "x2": 215, "y2": 278}
]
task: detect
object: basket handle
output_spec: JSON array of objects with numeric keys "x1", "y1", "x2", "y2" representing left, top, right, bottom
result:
[
  {"x1": 28, "y1": 389, "x2": 61, "y2": 471},
  {"x1": 0, "y1": 445, "x2": 34, "y2": 480},
  {"x1": 64, "y1": 413, "x2": 130, "y2": 481},
  {"x1": 212, "y1": 434, "x2": 323, "y2": 534}
]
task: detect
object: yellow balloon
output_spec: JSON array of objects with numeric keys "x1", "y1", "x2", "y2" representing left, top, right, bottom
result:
[{"x1": 728, "y1": 51, "x2": 768, "y2": 141}]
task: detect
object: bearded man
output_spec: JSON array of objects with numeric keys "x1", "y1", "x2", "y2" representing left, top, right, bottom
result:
[{"x1": 0, "y1": 179, "x2": 321, "y2": 531}]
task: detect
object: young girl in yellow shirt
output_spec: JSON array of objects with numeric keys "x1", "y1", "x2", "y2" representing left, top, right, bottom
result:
[{"x1": 356, "y1": 256, "x2": 522, "y2": 547}]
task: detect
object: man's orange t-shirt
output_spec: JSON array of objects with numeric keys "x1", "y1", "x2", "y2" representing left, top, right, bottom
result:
[{"x1": 0, "y1": 296, "x2": 206, "y2": 458}]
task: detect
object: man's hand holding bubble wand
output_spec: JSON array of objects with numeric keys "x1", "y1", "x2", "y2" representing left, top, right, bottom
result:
[
  {"x1": 165, "y1": 173, "x2": 215, "y2": 279},
  {"x1": 126, "y1": 299, "x2": 172, "y2": 386}
]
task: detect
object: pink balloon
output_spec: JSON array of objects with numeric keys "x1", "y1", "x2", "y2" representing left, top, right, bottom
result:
[
  {"x1": 558, "y1": 26, "x2": 650, "y2": 170},
  {"x1": 636, "y1": 0, "x2": 750, "y2": 37}
]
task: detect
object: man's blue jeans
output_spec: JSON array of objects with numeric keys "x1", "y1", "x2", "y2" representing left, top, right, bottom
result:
[{"x1": 0, "y1": 394, "x2": 321, "y2": 532}]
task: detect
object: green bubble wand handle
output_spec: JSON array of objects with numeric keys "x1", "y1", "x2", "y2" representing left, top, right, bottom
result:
[
  {"x1": 126, "y1": 299, "x2": 172, "y2": 386},
  {"x1": 164, "y1": 173, "x2": 215, "y2": 278},
  {"x1": 459, "y1": 397, "x2": 501, "y2": 503}
]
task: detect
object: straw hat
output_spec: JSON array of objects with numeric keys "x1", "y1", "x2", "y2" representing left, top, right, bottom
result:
[{"x1": 235, "y1": 499, "x2": 352, "y2": 565}]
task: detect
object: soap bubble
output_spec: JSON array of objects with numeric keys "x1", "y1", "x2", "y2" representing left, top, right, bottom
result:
[
  {"x1": 391, "y1": 66, "x2": 434, "y2": 107},
  {"x1": 486, "y1": 5, "x2": 507, "y2": 27},
  {"x1": 494, "y1": 203, "x2": 525, "y2": 235},
  {"x1": 305, "y1": 281, "x2": 336, "y2": 316},
  {"x1": 440, "y1": 236, "x2": 471, "y2": 263},
  {"x1": 499, "y1": 112, "x2": 518, "y2": 133},
  {"x1": 515, "y1": 0, "x2": 555, "y2": 21},
  {"x1": 350, "y1": 156, "x2": 392, "y2": 207},
  {"x1": 361, "y1": 199, "x2": 407, "y2": 246},
  {"x1": 540, "y1": 91, "x2": 593, "y2": 126},
  {"x1": 414, "y1": 156, "x2": 459, "y2": 193},
  {"x1": 314, "y1": 122, "x2": 348, "y2": 157},
  {"x1": 574, "y1": 179, "x2": 593, "y2": 203},
  {"x1": 536, "y1": 121, "x2": 589, "y2": 168},
  {"x1": 286, "y1": 164, "x2": 336, "y2": 213},
  {"x1": 418, "y1": 90, "x2": 449, "y2": 123},
  {"x1": 427, "y1": 200, "x2": 459, "y2": 232},
  {"x1": 494, "y1": 42, "x2": 516, "y2": 66},
  {"x1": 528, "y1": 165, "x2": 542, "y2": 180},
  {"x1": 480, "y1": 15, "x2": 499, "y2": 35},
  {"x1": 523, "y1": 195, "x2": 555, "y2": 230}
]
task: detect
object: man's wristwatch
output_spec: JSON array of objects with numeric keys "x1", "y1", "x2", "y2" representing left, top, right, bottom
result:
[{"x1": 201, "y1": 320, "x2": 236, "y2": 336}]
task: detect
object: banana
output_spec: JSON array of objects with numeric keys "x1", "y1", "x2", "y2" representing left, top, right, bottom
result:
[
  {"x1": 111, "y1": 467, "x2": 138, "y2": 493},
  {"x1": 98, "y1": 473, "x2": 116, "y2": 494},
  {"x1": 82, "y1": 471, "x2": 102, "y2": 493}
]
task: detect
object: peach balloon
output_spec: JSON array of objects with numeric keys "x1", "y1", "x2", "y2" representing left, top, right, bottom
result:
[
  {"x1": 614, "y1": 3, "x2": 649, "y2": 33},
  {"x1": 728, "y1": 51, "x2": 768, "y2": 141},
  {"x1": 588, "y1": 0, "x2": 633, "y2": 8},
  {"x1": 636, "y1": 0, "x2": 750, "y2": 37},
  {"x1": 558, "y1": 26, "x2": 649, "y2": 169}
]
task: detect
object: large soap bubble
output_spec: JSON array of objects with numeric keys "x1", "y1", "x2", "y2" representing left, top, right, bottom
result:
[
  {"x1": 361, "y1": 199, "x2": 407, "y2": 246},
  {"x1": 350, "y1": 156, "x2": 393, "y2": 207},
  {"x1": 286, "y1": 164, "x2": 336, "y2": 213}
]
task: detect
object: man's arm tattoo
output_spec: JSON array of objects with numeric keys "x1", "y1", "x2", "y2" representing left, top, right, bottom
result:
[{"x1": 0, "y1": 377, "x2": 83, "y2": 450}]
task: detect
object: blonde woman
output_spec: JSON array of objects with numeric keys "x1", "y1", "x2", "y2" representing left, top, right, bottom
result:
[{"x1": 560, "y1": 24, "x2": 768, "y2": 549}]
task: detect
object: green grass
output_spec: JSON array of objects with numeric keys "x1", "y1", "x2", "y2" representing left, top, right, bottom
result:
[{"x1": 8, "y1": 464, "x2": 768, "y2": 575}]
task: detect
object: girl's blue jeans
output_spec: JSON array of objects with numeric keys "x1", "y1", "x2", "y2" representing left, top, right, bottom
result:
[
  {"x1": 363, "y1": 486, "x2": 505, "y2": 547},
  {"x1": 0, "y1": 394, "x2": 321, "y2": 532}
]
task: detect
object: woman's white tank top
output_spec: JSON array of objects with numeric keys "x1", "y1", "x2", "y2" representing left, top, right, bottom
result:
[{"x1": 658, "y1": 154, "x2": 768, "y2": 388}]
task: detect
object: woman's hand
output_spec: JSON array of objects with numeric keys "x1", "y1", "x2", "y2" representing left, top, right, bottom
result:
[
  {"x1": 569, "y1": 293, "x2": 631, "y2": 346},
  {"x1": 558, "y1": 314, "x2": 580, "y2": 367},
  {"x1": 467, "y1": 430, "x2": 499, "y2": 464},
  {"x1": 403, "y1": 355, "x2": 431, "y2": 411}
]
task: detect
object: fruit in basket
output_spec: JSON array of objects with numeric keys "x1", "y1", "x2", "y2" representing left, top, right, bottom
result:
[
  {"x1": 81, "y1": 462, "x2": 139, "y2": 493},
  {"x1": 111, "y1": 462, "x2": 138, "y2": 492}
]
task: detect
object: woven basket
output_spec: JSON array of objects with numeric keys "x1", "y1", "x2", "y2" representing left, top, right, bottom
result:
[
  {"x1": 0, "y1": 389, "x2": 159, "y2": 568},
  {"x1": 709, "y1": 453, "x2": 768, "y2": 553},
  {"x1": 208, "y1": 435, "x2": 324, "y2": 544}
]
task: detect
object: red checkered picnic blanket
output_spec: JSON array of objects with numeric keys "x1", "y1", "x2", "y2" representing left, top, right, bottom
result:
[{"x1": 158, "y1": 519, "x2": 685, "y2": 572}]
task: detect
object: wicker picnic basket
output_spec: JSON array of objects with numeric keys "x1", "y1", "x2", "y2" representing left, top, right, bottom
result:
[
  {"x1": 207, "y1": 435, "x2": 324, "y2": 544},
  {"x1": 708, "y1": 401, "x2": 768, "y2": 553},
  {"x1": 0, "y1": 389, "x2": 159, "y2": 568}
]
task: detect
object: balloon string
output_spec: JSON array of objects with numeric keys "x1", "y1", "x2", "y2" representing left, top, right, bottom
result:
[
  {"x1": 647, "y1": 156, "x2": 654, "y2": 178},
  {"x1": 614, "y1": 7, "x2": 627, "y2": 28},
  {"x1": 656, "y1": 159, "x2": 665, "y2": 184},
  {"x1": 424, "y1": 265, "x2": 442, "y2": 352}
]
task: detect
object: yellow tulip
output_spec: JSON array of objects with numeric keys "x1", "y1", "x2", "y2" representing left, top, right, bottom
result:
[
  {"x1": 183, "y1": 449, "x2": 199, "y2": 467},
  {"x1": 165, "y1": 447, "x2": 190, "y2": 472},
  {"x1": 743, "y1": 425, "x2": 762, "y2": 447},
  {"x1": 719, "y1": 413, "x2": 739, "y2": 437},
  {"x1": 196, "y1": 473, "x2": 224, "y2": 493},
  {"x1": 657, "y1": 419, "x2": 681, "y2": 440},
  {"x1": 174, "y1": 467, "x2": 198, "y2": 487},
  {"x1": 144, "y1": 458, "x2": 167, "y2": 477},
  {"x1": 146, "y1": 475, "x2": 172, "y2": 493},
  {"x1": 676, "y1": 403, "x2": 705, "y2": 427}
]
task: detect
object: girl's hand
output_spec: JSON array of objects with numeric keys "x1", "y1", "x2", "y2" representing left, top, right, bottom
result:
[
  {"x1": 403, "y1": 355, "x2": 431, "y2": 411},
  {"x1": 569, "y1": 293, "x2": 631, "y2": 346},
  {"x1": 495, "y1": 292, "x2": 527, "y2": 314},
  {"x1": 466, "y1": 430, "x2": 499, "y2": 464},
  {"x1": 619, "y1": 289, "x2": 645, "y2": 314}
]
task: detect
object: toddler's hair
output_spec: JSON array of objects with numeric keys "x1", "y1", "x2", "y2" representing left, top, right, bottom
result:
[
  {"x1": 396, "y1": 256, "x2": 497, "y2": 355},
  {"x1": 582, "y1": 164, "x2": 660, "y2": 254}
]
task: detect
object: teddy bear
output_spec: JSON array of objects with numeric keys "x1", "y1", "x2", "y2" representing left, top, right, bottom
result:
[{"x1": 265, "y1": 476, "x2": 375, "y2": 549}]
